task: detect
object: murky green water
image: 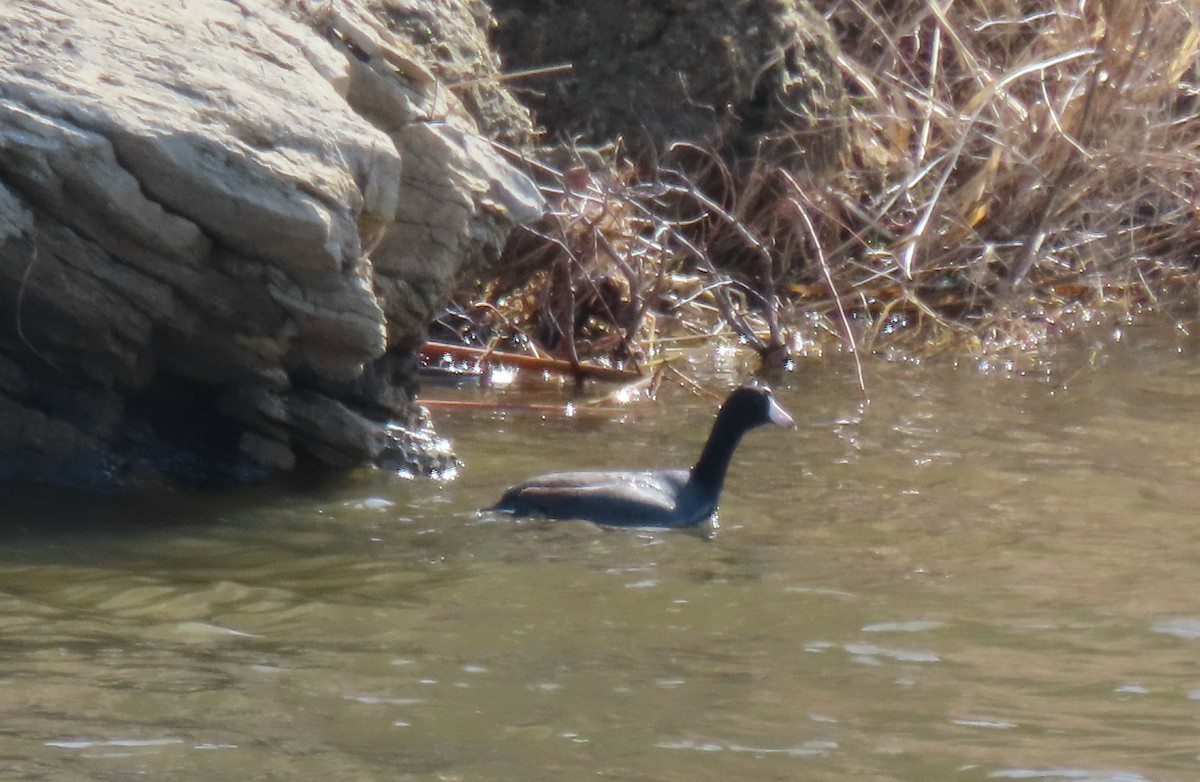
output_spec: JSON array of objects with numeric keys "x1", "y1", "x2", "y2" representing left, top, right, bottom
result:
[{"x1": 3, "y1": 326, "x2": 1200, "y2": 781}]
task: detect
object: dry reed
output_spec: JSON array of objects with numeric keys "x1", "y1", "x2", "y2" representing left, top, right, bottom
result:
[{"x1": 449, "y1": 0, "x2": 1200, "y2": 372}]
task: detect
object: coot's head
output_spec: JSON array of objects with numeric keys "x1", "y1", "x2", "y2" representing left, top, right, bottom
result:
[{"x1": 720, "y1": 384, "x2": 795, "y2": 431}]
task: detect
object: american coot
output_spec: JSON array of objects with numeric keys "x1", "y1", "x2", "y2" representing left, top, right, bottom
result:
[{"x1": 485, "y1": 384, "x2": 795, "y2": 527}]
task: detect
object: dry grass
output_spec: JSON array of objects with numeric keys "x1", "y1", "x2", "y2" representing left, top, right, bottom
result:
[
  {"x1": 449, "y1": 0, "x2": 1200, "y2": 372},
  {"x1": 818, "y1": 0, "x2": 1200, "y2": 348}
]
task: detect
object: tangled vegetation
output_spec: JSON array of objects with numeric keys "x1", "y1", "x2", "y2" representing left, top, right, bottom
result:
[{"x1": 442, "y1": 0, "x2": 1200, "y2": 381}]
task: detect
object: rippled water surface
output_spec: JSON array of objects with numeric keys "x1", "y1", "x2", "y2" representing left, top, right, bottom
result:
[{"x1": 4, "y1": 328, "x2": 1200, "y2": 781}]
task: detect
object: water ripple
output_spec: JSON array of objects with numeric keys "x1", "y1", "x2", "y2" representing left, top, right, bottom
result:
[
  {"x1": 988, "y1": 769, "x2": 1151, "y2": 782},
  {"x1": 45, "y1": 737, "x2": 184, "y2": 750},
  {"x1": 861, "y1": 620, "x2": 945, "y2": 633},
  {"x1": 1149, "y1": 617, "x2": 1200, "y2": 639},
  {"x1": 656, "y1": 738, "x2": 837, "y2": 757},
  {"x1": 843, "y1": 642, "x2": 940, "y2": 664}
]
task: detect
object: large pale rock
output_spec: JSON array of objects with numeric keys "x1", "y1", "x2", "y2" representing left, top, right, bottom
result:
[{"x1": 0, "y1": 0, "x2": 542, "y2": 488}]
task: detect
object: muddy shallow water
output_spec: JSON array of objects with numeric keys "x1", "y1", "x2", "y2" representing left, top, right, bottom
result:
[{"x1": 2, "y1": 325, "x2": 1200, "y2": 781}]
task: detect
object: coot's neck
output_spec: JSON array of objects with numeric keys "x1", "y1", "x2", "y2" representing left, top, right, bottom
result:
[{"x1": 687, "y1": 407, "x2": 750, "y2": 498}]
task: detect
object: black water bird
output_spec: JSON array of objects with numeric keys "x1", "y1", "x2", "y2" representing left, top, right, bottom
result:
[{"x1": 485, "y1": 384, "x2": 795, "y2": 527}]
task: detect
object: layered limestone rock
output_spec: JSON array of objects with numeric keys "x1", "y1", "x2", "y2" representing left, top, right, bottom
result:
[{"x1": 0, "y1": 0, "x2": 542, "y2": 487}]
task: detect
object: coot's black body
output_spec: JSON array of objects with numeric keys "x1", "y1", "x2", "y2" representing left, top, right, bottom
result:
[{"x1": 486, "y1": 384, "x2": 794, "y2": 527}]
